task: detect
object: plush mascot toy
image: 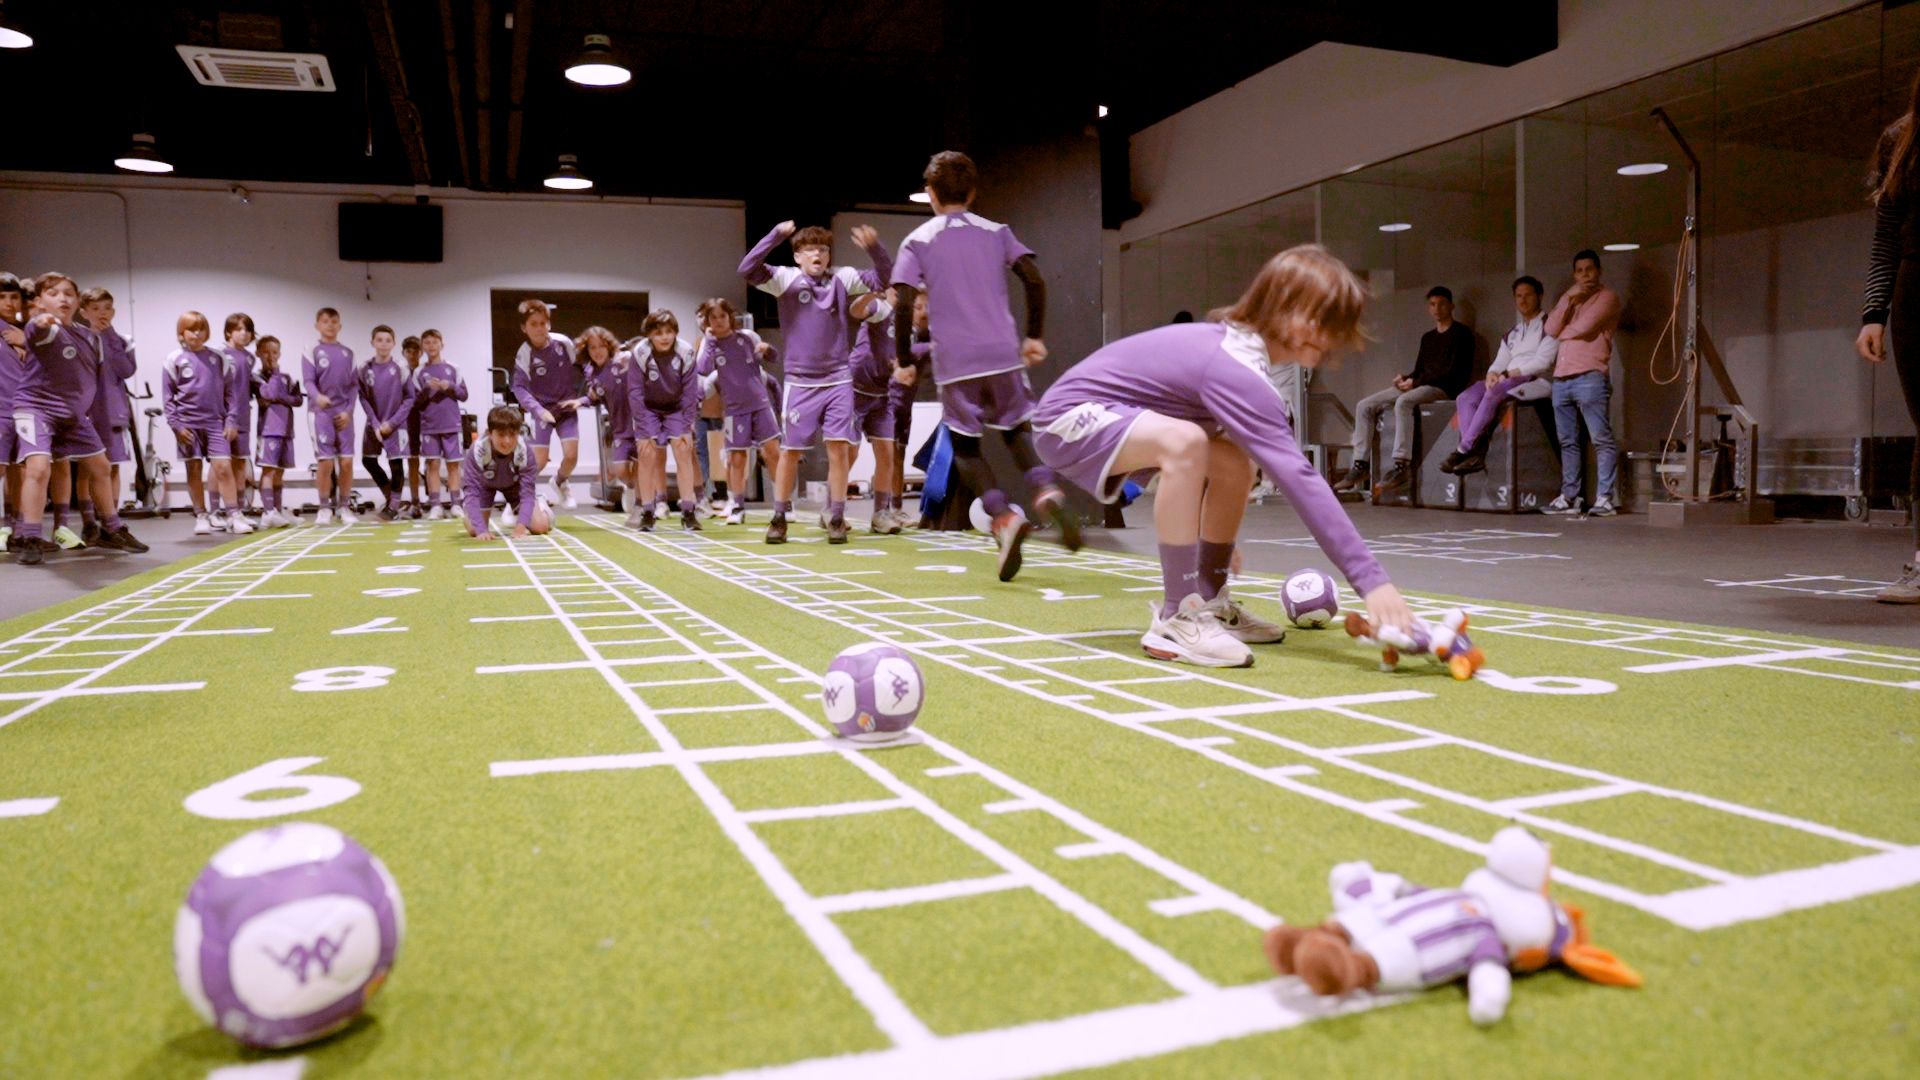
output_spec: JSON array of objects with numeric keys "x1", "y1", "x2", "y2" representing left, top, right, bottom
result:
[
  {"x1": 1345, "y1": 608, "x2": 1485, "y2": 680},
  {"x1": 1262, "y1": 827, "x2": 1641, "y2": 1025}
]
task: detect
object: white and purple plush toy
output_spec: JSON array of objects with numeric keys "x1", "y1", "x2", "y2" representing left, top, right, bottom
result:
[{"x1": 1344, "y1": 608, "x2": 1486, "y2": 680}]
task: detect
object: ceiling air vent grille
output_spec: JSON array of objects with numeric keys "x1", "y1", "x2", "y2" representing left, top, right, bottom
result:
[{"x1": 174, "y1": 46, "x2": 335, "y2": 92}]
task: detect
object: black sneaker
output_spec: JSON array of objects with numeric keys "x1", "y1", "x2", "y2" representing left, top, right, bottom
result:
[
  {"x1": 81, "y1": 520, "x2": 102, "y2": 547},
  {"x1": 639, "y1": 507, "x2": 656, "y2": 533},
  {"x1": 765, "y1": 514, "x2": 787, "y2": 544},
  {"x1": 826, "y1": 516, "x2": 849, "y2": 544},
  {"x1": 681, "y1": 509, "x2": 702, "y2": 532},
  {"x1": 1332, "y1": 461, "x2": 1369, "y2": 493},
  {"x1": 1438, "y1": 451, "x2": 1467, "y2": 475},
  {"x1": 19, "y1": 537, "x2": 49, "y2": 565},
  {"x1": 409, "y1": 504, "x2": 423, "y2": 520},
  {"x1": 993, "y1": 512, "x2": 1032, "y2": 581},
  {"x1": 1375, "y1": 461, "x2": 1412, "y2": 494},
  {"x1": 97, "y1": 526, "x2": 150, "y2": 553},
  {"x1": 1035, "y1": 486, "x2": 1081, "y2": 552},
  {"x1": 1453, "y1": 450, "x2": 1488, "y2": 476},
  {"x1": 377, "y1": 506, "x2": 399, "y2": 522}
]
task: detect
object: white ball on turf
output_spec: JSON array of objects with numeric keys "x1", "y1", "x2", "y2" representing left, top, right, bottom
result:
[
  {"x1": 822, "y1": 642, "x2": 926, "y2": 742},
  {"x1": 1282, "y1": 569, "x2": 1341, "y2": 628}
]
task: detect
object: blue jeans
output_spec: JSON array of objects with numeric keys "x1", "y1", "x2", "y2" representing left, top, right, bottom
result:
[{"x1": 1551, "y1": 371, "x2": 1617, "y2": 502}]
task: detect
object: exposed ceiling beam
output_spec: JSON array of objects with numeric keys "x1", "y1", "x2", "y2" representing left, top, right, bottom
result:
[
  {"x1": 474, "y1": 0, "x2": 494, "y2": 189},
  {"x1": 359, "y1": 0, "x2": 433, "y2": 186},
  {"x1": 504, "y1": 0, "x2": 534, "y2": 186},
  {"x1": 438, "y1": 0, "x2": 472, "y2": 190}
]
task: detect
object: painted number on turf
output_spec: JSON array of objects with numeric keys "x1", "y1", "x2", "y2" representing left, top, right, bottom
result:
[
  {"x1": 292, "y1": 666, "x2": 395, "y2": 692},
  {"x1": 1039, "y1": 588, "x2": 1099, "y2": 602},
  {"x1": 363, "y1": 587, "x2": 420, "y2": 598},
  {"x1": 183, "y1": 757, "x2": 361, "y2": 820},
  {"x1": 1474, "y1": 668, "x2": 1617, "y2": 695},
  {"x1": 333, "y1": 618, "x2": 407, "y2": 636},
  {"x1": 376, "y1": 564, "x2": 425, "y2": 575},
  {"x1": 390, "y1": 548, "x2": 428, "y2": 556}
]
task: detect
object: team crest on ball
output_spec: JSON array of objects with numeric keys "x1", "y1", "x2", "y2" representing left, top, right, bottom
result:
[
  {"x1": 1282, "y1": 569, "x2": 1340, "y2": 628},
  {"x1": 821, "y1": 642, "x2": 924, "y2": 743}
]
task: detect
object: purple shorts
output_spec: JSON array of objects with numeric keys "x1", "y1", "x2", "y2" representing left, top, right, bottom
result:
[
  {"x1": 939, "y1": 369, "x2": 1036, "y2": 437},
  {"x1": 311, "y1": 408, "x2": 353, "y2": 459},
  {"x1": 173, "y1": 425, "x2": 231, "y2": 462},
  {"x1": 634, "y1": 407, "x2": 694, "y2": 446},
  {"x1": 854, "y1": 390, "x2": 895, "y2": 442},
  {"x1": 724, "y1": 407, "x2": 779, "y2": 452},
  {"x1": 608, "y1": 433, "x2": 636, "y2": 464},
  {"x1": 257, "y1": 434, "x2": 296, "y2": 471},
  {"x1": 889, "y1": 380, "x2": 916, "y2": 447},
  {"x1": 531, "y1": 407, "x2": 580, "y2": 448},
  {"x1": 15, "y1": 408, "x2": 105, "y2": 461},
  {"x1": 1033, "y1": 400, "x2": 1149, "y2": 503},
  {"x1": 781, "y1": 382, "x2": 856, "y2": 450},
  {"x1": 362, "y1": 424, "x2": 411, "y2": 459},
  {"x1": 418, "y1": 432, "x2": 463, "y2": 462},
  {"x1": 105, "y1": 427, "x2": 132, "y2": 465}
]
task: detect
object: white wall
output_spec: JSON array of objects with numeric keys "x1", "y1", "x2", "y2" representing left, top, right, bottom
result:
[
  {"x1": 0, "y1": 173, "x2": 746, "y2": 471},
  {"x1": 1122, "y1": 0, "x2": 1859, "y2": 242}
]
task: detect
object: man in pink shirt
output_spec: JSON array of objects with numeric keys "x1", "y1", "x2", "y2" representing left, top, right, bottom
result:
[{"x1": 1542, "y1": 249, "x2": 1622, "y2": 516}]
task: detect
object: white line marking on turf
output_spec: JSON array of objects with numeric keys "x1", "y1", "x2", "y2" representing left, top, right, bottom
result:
[
  {"x1": 0, "y1": 797, "x2": 58, "y2": 818},
  {"x1": 813, "y1": 874, "x2": 1026, "y2": 915},
  {"x1": 1493, "y1": 783, "x2": 1639, "y2": 812},
  {"x1": 1644, "y1": 847, "x2": 1920, "y2": 930},
  {"x1": 1055, "y1": 842, "x2": 1117, "y2": 859},
  {"x1": 491, "y1": 740, "x2": 836, "y2": 777},
  {"x1": 475, "y1": 654, "x2": 754, "y2": 675},
  {"x1": 207, "y1": 1057, "x2": 308, "y2": 1080},
  {"x1": 1325, "y1": 736, "x2": 1448, "y2": 757},
  {"x1": 924, "y1": 765, "x2": 974, "y2": 778},
  {"x1": 470, "y1": 614, "x2": 559, "y2": 623},
  {"x1": 1625, "y1": 647, "x2": 1848, "y2": 673},
  {"x1": 0, "y1": 681, "x2": 206, "y2": 702},
  {"x1": 1146, "y1": 894, "x2": 1224, "y2": 917},
  {"x1": 739, "y1": 799, "x2": 911, "y2": 823}
]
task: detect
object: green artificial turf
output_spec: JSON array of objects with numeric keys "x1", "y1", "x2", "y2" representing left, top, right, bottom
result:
[{"x1": 0, "y1": 514, "x2": 1915, "y2": 1079}]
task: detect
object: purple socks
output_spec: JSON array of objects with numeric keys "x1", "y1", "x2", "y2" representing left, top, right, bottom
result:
[
  {"x1": 1198, "y1": 541, "x2": 1235, "y2": 600},
  {"x1": 774, "y1": 500, "x2": 792, "y2": 516},
  {"x1": 1159, "y1": 542, "x2": 1200, "y2": 617},
  {"x1": 982, "y1": 489, "x2": 1010, "y2": 517},
  {"x1": 51, "y1": 503, "x2": 69, "y2": 530},
  {"x1": 828, "y1": 500, "x2": 845, "y2": 524}
]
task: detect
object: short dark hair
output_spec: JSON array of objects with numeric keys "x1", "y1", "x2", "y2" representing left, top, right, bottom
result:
[
  {"x1": 257, "y1": 334, "x2": 281, "y2": 352},
  {"x1": 224, "y1": 312, "x2": 255, "y2": 337},
  {"x1": 79, "y1": 287, "x2": 113, "y2": 306},
  {"x1": 421, "y1": 328, "x2": 443, "y2": 341},
  {"x1": 1512, "y1": 275, "x2": 1544, "y2": 296},
  {"x1": 699, "y1": 297, "x2": 740, "y2": 328},
  {"x1": 1573, "y1": 249, "x2": 1601, "y2": 268},
  {"x1": 31, "y1": 272, "x2": 77, "y2": 299},
  {"x1": 790, "y1": 226, "x2": 833, "y2": 254},
  {"x1": 316, "y1": 306, "x2": 340, "y2": 320},
  {"x1": 487, "y1": 405, "x2": 523, "y2": 432},
  {"x1": 401, "y1": 335, "x2": 421, "y2": 350},
  {"x1": 1170, "y1": 310, "x2": 1194, "y2": 324},
  {"x1": 1426, "y1": 286, "x2": 1453, "y2": 302},
  {"x1": 924, "y1": 150, "x2": 978, "y2": 205},
  {"x1": 371, "y1": 324, "x2": 395, "y2": 340},
  {"x1": 641, "y1": 308, "x2": 679, "y2": 336},
  {"x1": 0, "y1": 273, "x2": 21, "y2": 297},
  {"x1": 517, "y1": 298, "x2": 549, "y2": 324}
]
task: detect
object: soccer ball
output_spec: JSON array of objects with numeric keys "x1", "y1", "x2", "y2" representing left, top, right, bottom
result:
[
  {"x1": 821, "y1": 642, "x2": 925, "y2": 742},
  {"x1": 1282, "y1": 569, "x2": 1340, "y2": 628},
  {"x1": 174, "y1": 822, "x2": 405, "y2": 1049},
  {"x1": 967, "y1": 498, "x2": 1025, "y2": 534}
]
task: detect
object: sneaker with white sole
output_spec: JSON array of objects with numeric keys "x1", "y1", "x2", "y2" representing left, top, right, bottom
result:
[
  {"x1": 1588, "y1": 496, "x2": 1618, "y2": 517},
  {"x1": 313, "y1": 507, "x2": 334, "y2": 528},
  {"x1": 338, "y1": 507, "x2": 360, "y2": 525},
  {"x1": 500, "y1": 505, "x2": 518, "y2": 528},
  {"x1": 228, "y1": 513, "x2": 254, "y2": 535},
  {"x1": 1203, "y1": 588, "x2": 1287, "y2": 644},
  {"x1": 1541, "y1": 494, "x2": 1582, "y2": 516},
  {"x1": 558, "y1": 481, "x2": 578, "y2": 510},
  {"x1": 193, "y1": 514, "x2": 213, "y2": 535},
  {"x1": 726, "y1": 504, "x2": 745, "y2": 526},
  {"x1": 992, "y1": 511, "x2": 1032, "y2": 581},
  {"x1": 1142, "y1": 594, "x2": 1254, "y2": 668},
  {"x1": 625, "y1": 502, "x2": 646, "y2": 530},
  {"x1": 209, "y1": 513, "x2": 228, "y2": 532},
  {"x1": 1876, "y1": 562, "x2": 1920, "y2": 605},
  {"x1": 53, "y1": 525, "x2": 85, "y2": 550},
  {"x1": 426, "y1": 504, "x2": 447, "y2": 521}
]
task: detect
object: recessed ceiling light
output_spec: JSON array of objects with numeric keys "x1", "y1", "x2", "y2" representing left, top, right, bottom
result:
[
  {"x1": 909, "y1": 192, "x2": 931, "y2": 204},
  {"x1": 1379, "y1": 222, "x2": 1412, "y2": 233},
  {"x1": 543, "y1": 154, "x2": 592, "y2": 191},
  {"x1": 0, "y1": 2, "x2": 29, "y2": 48},
  {"x1": 1617, "y1": 162, "x2": 1668, "y2": 176},
  {"x1": 1603, "y1": 243, "x2": 1640, "y2": 252},
  {"x1": 564, "y1": 33, "x2": 630, "y2": 87},
  {"x1": 114, "y1": 133, "x2": 173, "y2": 173},
  {"x1": 1097, "y1": 105, "x2": 1109, "y2": 119}
]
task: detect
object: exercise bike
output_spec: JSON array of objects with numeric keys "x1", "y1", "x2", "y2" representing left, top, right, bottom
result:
[{"x1": 133, "y1": 382, "x2": 172, "y2": 518}]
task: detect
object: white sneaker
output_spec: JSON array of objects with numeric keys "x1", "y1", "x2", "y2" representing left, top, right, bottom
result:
[
  {"x1": 1203, "y1": 587, "x2": 1287, "y2": 644},
  {"x1": 193, "y1": 514, "x2": 213, "y2": 536},
  {"x1": 725, "y1": 503, "x2": 745, "y2": 526},
  {"x1": 558, "y1": 480, "x2": 577, "y2": 510},
  {"x1": 1142, "y1": 594, "x2": 1254, "y2": 668},
  {"x1": 426, "y1": 504, "x2": 446, "y2": 521},
  {"x1": 314, "y1": 507, "x2": 335, "y2": 527},
  {"x1": 491, "y1": 511, "x2": 508, "y2": 533},
  {"x1": 209, "y1": 512, "x2": 228, "y2": 532},
  {"x1": 1588, "y1": 496, "x2": 1618, "y2": 517},
  {"x1": 655, "y1": 500, "x2": 670, "y2": 519},
  {"x1": 228, "y1": 513, "x2": 254, "y2": 535},
  {"x1": 500, "y1": 504, "x2": 519, "y2": 528},
  {"x1": 1541, "y1": 494, "x2": 1582, "y2": 516},
  {"x1": 338, "y1": 507, "x2": 360, "y2": 525}
]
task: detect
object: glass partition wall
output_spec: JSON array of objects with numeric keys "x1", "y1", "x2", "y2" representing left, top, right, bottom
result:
[{"x1": 1117, "y1": 3, "x2": 1920, "y2": 497}]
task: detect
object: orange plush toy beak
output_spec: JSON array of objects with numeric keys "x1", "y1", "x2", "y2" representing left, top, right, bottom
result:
[{"x1": 1560, "y1": 904, "x2": 1644, "y2": 988}]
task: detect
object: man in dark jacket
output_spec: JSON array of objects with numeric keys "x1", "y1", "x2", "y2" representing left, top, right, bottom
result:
[{"x1": 1335, "y1": 285, "x2": 1474, "y2": 494}]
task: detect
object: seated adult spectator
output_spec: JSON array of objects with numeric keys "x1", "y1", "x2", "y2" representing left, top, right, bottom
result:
[
  {"x1": 1334, "y1": 286, "x2": 1473, "y2": 494},
  {"x1": 1441, "y1": 275, "x2": 1558, "y2": 475},
  {"x1": 1542, "y1": 250, "x2": 1622, "y2": 516}
]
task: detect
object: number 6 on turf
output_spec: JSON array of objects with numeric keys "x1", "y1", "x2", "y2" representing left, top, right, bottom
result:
[{"x1": 183, "y1": 757, "x2": 361, "y2": 820}]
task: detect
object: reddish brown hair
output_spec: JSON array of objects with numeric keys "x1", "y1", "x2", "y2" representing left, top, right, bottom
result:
[{"x1": 1209, "y1": 244, "x2": 1370, "y2": 354}]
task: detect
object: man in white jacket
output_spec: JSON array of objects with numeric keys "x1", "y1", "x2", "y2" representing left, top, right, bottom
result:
[{"x1": 1441, "y1": 275, "x2": 1558, "y2": 475}]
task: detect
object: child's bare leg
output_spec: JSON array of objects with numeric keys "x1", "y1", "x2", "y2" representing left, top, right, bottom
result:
[
  {"x1": 826, "y1": 441, "x2": 851, "y2": 522},
  {"x1": 872, "y1": 438, "x2": 896, "y2": 513},
  {"x1": 445, "y1": 461, "x2": 461, "y2": 500},
  {"x1": 314, "y1": 458, "x2": 333, "y2": 511},
  {"x1": 671, "y1": 437, "x2": 699, "y2": 509},
  {"x1": 186, "y1": 459, "x2": 207, "y2": 514},
  {"x1": 727, "y1": 449, "x2": 748, "y2": 503},
  {"x1": 1108, "y1": 414, "x2": 1209, "y2": 611},
  {"x1": 337, "y1": 458, "x2": 356, "y2": 509},
  {"x1": 212, "y1": 458, "x2": 239, "y2": 508},
  {"x1": 407, "y1": 457, "x2": 421, "y2": 505},
  {"x1": 1197, "y1": 437, "x2": 1254, "y2": 600},
  {"x1": 555, "y1": 439, "x2": 578, "y2": 486},
  {"x1": 19, "y1": 455, "x2": 50, "y2": 529},
  {"x1": 773, "y1": 449, "x2": 801, "y2": 515}
]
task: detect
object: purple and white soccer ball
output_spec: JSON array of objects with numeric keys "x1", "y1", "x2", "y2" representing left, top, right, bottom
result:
[
  {"x1": 174, "y1": 822, "x2": 405, "y2": 1049},
  {"x1": 822, "y1": 642, "x2": 925, "y2": 742},
  {"x1": 1282, "y1": 569, "x2": 1341, "y2": 628},
  {"x1": 967, "y1": 498, "x2": 1025, "y2": 534}
]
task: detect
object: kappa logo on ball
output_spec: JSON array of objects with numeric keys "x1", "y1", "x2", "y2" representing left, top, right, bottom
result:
[
  {"x1": 889, "y1": 673, "x2": 912, "y2": 706},
  {"x1": 267, "y1": 927, "x2": 353, "y2": 985},
  {"x1": 821, "y1": 684, "x2": 842, "y2": 709}
]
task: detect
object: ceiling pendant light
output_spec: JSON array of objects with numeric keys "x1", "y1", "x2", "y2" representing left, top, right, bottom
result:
[
  {"x1": 544, "y1": 154, "x2": 593, "y2": 191},
  {"x1": 909, "y1": 192, "x2": 931, "y2": 204},
  {"x1": 565, "y1": 33, "x2": 630, "y2": 87},
  {"x1": 0, "y1": 2, "x2": 32, "y2": 49},
  {"x1": 114, "y1": 133, "x2": 174, "y2": 174}
]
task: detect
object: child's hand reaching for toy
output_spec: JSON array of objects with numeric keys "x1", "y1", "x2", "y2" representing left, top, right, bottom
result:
[{"x1": 1364, "y1": 583, "x2": 1413, "y2": 636}]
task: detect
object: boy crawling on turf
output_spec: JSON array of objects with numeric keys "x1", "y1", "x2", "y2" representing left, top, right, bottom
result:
[
  {"x1": 462, "y1": 405, "x2": 551, "y2": 541},
  {"x1": 1032, "y1": 244, "x2": 1412, "y2": 668}
]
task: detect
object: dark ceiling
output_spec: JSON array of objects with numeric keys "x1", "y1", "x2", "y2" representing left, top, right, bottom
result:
[{"x1": 0, "y1": 1, "x2": 1556, "y2": 213}]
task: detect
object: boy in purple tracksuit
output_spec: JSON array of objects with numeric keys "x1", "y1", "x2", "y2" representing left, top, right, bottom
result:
[
  {"x1": 78, "y1": 287, "x2": 138, "y2": 545},
  {"x1": 576, "y1": 326, "x2": 637, "y2": 524},
  {"x1": 739, "y1": 221, "x2": 892, "y2": 544},
  {"x1": 11, "y1": 273, "x2": 146, "y2": 563},
  {"x1": 411, "y1": 328, "x2": 467, "y2": 520},
  {"x1": 462, "y1": 405, "x2": 550, "y2": 540},
  {"x1": 695, "y1": 298, "x2": 780, "y2": 527},
  {"x1": 625, "y1": 310, "x2": 704, "y2": 533},
  {"x1": 401, "y1": 334, "x2": 425, "y2": 517},
  {"x1": 0, "y1": 273, "x2": 25, "y2": 547},
  {"x1": 1033, "y1": 245, "x2": 1414, "y2": 668},
  {"x1": 254, "y1": 335, "x2": 301, "y2": 527},
  {"x1": 887, "y1": 292, "x2": 934, "y2": 522},
  {"x1": 219, "y1": 313, "x2": 258, "y2": 522},
  {"x1": 509, "y1": 298, "x2": 585, "y2": 509},
  {"x1": 358, "y1": 325, "x2": 416, "y2": 521},
  {"x1": 848, "y1": 301, "x2": 906, "y2": 536},
  {"x1": 302, "y1": 307, "x2": 358, "y2": 525},
  {"x1": 891, "y1": 151, "x2": 1073, "y2": 581},
  {"x1": 164, "y1": 309, "x2": 253, "y2": 537}
]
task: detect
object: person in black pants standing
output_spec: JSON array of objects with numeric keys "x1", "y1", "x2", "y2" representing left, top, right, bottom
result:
[{"x1": 1857, "y1": 78, "x2": 1920, "y2": 605}]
